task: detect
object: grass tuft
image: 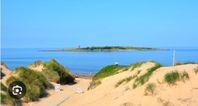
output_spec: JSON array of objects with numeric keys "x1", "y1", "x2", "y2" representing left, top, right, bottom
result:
[
  {"x1": 115, "y1": 76, "x2": 133, "y2": 88},
  {"x1": 164, "y1": 71, "x2": 180, "y2": 85},
  {"x1": 93, "y1": 65, "x2": 126, "y2": 81},
  {"x1": 133, "y1": 63, "x2": 161, "y2": 88},
  {"x1": 6, "y1": 67, "x2": 53, "y2": 102},
  {"x1": 44, "y1": 59, "x2": 75, "y2": 84},
  {"x1": 194, "y1": 67, "x2": 198, "y2": 74},
  {"x1": 144, "y1": 83, "x2": 156, "y2": 95},
  {"x1": 0, "y1": 83, "x2": 7, "y2": 91},
  {"x1": 88, "y1": 80, "x2": 101, "y2": 90},
  {"x1": 180, "y1": 71, "x2": 189, "y2": 81},
  {"x1": 130, "y1": 62, "x2": 146, "y2": 71},
  {"x1": 164, "y1": 71, "x2": 190, "y2": 85}
]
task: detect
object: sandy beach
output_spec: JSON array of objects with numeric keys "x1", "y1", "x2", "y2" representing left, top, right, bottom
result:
[
  {"x1": 60, "y1": 63, "x2": 198, "y2": 106},
  {"x1": 24, "y1": 78, "x2": 91, "y2": 106},
  {"x1": 1, "y1": 62, "x2": 198, "y2": 106}
]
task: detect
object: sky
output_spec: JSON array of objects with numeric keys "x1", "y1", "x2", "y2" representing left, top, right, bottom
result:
[{"x1": 1, "y1": 0, "x2": 198, "y2": 48}]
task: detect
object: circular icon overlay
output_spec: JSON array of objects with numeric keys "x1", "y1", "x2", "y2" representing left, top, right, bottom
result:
[{"x1": 8, "y1": 81, "x2": 26, "y2": 99}]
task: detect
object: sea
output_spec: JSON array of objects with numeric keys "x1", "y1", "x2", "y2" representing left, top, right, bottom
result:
[{"x1": 1, "y1": 48, "x2": 198, "y2": 74}]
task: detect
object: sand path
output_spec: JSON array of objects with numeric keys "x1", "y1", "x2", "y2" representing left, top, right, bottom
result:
[{"x1": 24, "y1": 78, "x2": 91, "y2": 106}]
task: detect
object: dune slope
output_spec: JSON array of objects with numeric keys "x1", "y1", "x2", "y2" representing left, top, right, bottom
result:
[{"x1": 61, "y1": 62, "x2": 198, "y2": 106}]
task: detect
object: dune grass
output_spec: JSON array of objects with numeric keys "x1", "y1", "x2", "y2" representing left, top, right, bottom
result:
[
  {"x1": 93, "y1": 65, "x2": 127, "y2": 81},
  {"x1": 41, "y1": 69, "x2": 60, "y2": 82},
  {"x1": 115, "y1": 76, "x2": 133, "y2": 88},
  {"x1": 0, "y1": 83, "x2": 21, "y2": 106},
  {"x1": 88, "y1": 64, "x2": 127, "y2": 89},
  {"x1": 144, "y1": 83, "x2": 156, "y2": 95},
  {"x1": 164, "y1": 71, "x2": 180, "y2": 85},
  {"x1": 133, "y1": 63, "x2": 161, "y2": 88},
  {"x1": 31, "y1": 59, "x2": 75, "y2": 84},
  {"x1": 180, "y1": 71, "x2": 189, "y2": 81},
  {"x1": 88, "y1": 80, "x2": 101, "y2": 90},
  {"x1": 164, "y1": 71, "x2": 189, "y2": 85},
  {"x1": 6, "y1": 67, "x2": 53, "y2": 102},
  {"x1": 43, "y1": 59, "x2": 75, "y2": 84},
  {"x1": 0, "y1": 83, "x2": 7, "y2": 91},
  {"x1": 0, "y1": 93, "x2": 17, "y2": 105},
  {"x1": 130, "y1": 62, "x2": 146, "y2": 71},
  {"x1": 194, "y1": 67, "x2": 198, "y2": 74}
]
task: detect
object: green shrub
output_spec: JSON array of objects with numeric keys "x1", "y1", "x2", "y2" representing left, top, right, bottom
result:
[
  {"x1": 6, "y1": 67, "x2": 53, "y2": 102},
  {"x1": 133, "y1": 63, "x2": 161, "y2": 88},
  {"x1": 115, "y1": 76, "x2": 133, "y2": 87},
  {"x1": 0, "y1": 90, "x2": 21, "y2": 105},
  {"x1": 164, "y1": 71, "x2": 190, "y2": 85},
  {"x1": 93, "y1": 65, "x2": 126, "y2": 81},
  {"x1": 41, "y1": 69, "x2": 60, "y2": 83},
  {"x1": 0, "y1": 93, "x2": 7, "y2": 104},
  {"x1": 0, "y1": 83, "x2": 7, "y2": 91},
  {"x1": 145, "y1": 83, "x2": 156, "y2": 95},
  {"x1": 44, "y1": 59, "x2": 75, "y2": 84},
  {"x1": 6, "y1": 76, "x2": 18, "y2": 85},
  {"x1": 164, "y1": 71, "x2": 180, "y2": 85}
]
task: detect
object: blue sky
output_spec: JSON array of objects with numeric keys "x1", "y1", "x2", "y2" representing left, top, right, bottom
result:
[{"x1": 1, "y1": 0, "x2": 198, "y2": 48}]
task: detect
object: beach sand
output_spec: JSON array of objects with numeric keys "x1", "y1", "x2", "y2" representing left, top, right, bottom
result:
[
  {"x1": 23, "y1": 78, "x2": 91, "y2": 106},
  {"x1": 60, "y1": 63, "x2": 198, "y2": 106},
  {"x1": 1, "y1": 63, "x2": 198, "y2": 106}
]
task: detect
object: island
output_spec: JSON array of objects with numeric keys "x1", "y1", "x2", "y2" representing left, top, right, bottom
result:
[{"x1": 38, "y1": 46, "x2": 162, "y2": 52}]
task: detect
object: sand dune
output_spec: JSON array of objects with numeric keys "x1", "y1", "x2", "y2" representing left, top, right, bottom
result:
[
  {"x1": 1, "y1": 62, "x2": 198, "y2": 106},
  {"x1": 61, "y1": 62, "x2": 198, "y2": 106},
  {"x1": 25, "y1": 78, "x2": 91, "y2": 106}
]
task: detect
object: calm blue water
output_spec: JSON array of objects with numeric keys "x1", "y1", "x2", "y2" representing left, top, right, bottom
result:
[{"x1": 1, "y1": 48, "x2": 198, "y2": 74}]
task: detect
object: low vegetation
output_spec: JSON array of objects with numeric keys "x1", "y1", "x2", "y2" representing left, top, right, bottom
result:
[
  {"x1": 44, "y1": 59, "x2": 75, "y2": 84},
  {"x1": 6, "y1": 67, "x2": 53, "y2": 102},
  {"x1": 180, "y1": 71, "x2": 189, "y2": 81},
  {"x1": 130, "y1": 62, "x2": 146, "y2": 71},
  {"x1": 164, "y1": 71, "x2": 180, "y2": 85},
  {"x1": 41, "y1": 69, "x2": 60, "y2": 82},
  {"x1": 93, "y1": 65, "x2": 127, "y2": 81},
  {"x1": 194, "y1": 67, "x2": 198, "y2": 74},
  {"x1": 0, "y1": 83, "x2": 7, "y2": 91},
  {"x1": 133, "y1": 63, "x2": 161, "y2": 88},
  {"x1": 164, "y1": 71, "x2": 189, "y2": 85},
  {"x1": 115, "y1": 76, "x2": 133, "y2": 88},
  {"x1": 144, "y1": 83, "x2": 156, "y2": 95},
  {"x1": 88, "y1": 64, "x2": 127, "y2": 89},
  {"x1": 88, "y1": 80, "x2": 101, "y2": 90},
  {"x1": 65, "y1": 46, "x2": 160, "y2": 52},
  {"x1": 176, "y1": 62, "x2": 197, "y2": 65},
  {"x1": 0, "y1": 83, "x2": 21, "y2": 106},
  {"x1": 0, "y1": 93, "x2": 17, "y2": 105},
  {"x1": 31, "y1": 59, "x2": 75, "y2": 84}
]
